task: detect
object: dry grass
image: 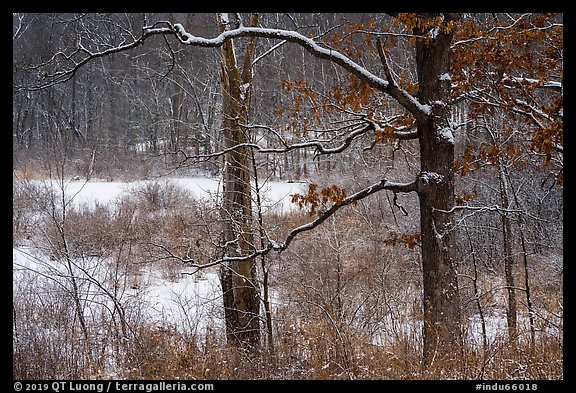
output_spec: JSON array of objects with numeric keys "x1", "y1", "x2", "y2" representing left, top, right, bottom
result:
[
  {"x1": 13, "y1": 168, "x2": 51, "y2": 182},
  {"x1": 12, "y1": 176, "x2": 563, "y2": 380},
  {"x1": 79, "y1": 322, "x2": 562, "y2": 380}
]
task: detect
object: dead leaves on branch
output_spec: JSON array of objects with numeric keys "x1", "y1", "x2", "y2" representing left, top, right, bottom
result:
[
  {"x1": 280, "y1": 75, "x2": 413, "y2": 147},
  {"x1": 455, "y1": 188, "x2": 479, "y2": 206},
  {"x1": 455, "y1": 143, "x2": 526, "y2": 177},
  {"x1": 530, "y1": 120, "x2": 563, "y2": 164},
  {"x1": 451, "y1": 14, "x2": 562, "y2": 99},
  {"x1": 290, "y1": 183, "x2": 422, "y2": 250},
  {"x1": 280, "y1": 76, "x2": 377, "y2": 120},
  {"x1": 383, "y1": 230, "x2": 422, "y2": 250},
  {"x1": 278, "y1": 14, "x2": 562, "y2": 188},
  {"x1": 291, "y1": 183, "x2": 350, "y2": 217}
]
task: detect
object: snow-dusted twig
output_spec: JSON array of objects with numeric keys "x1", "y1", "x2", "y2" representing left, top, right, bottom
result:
[
  {"x1": 149, "y1": 176, "x2": 418, "y2": 271},
  {"x1": 432, "y1": 204, "x2": 523, "y2": 215},
  {"x1": 176, "y1": 122, "x2": 375, "y2": 162},
  {"x1": 278, "y1": 177, "x2": 417, "y2": 252},
  {"x1": 21, "y1": 20, "x2": 433, "y2": 122}
]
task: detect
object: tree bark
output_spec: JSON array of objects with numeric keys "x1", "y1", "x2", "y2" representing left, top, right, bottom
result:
[
  {"x1": 414, "y1": 15, "x2": 462, "y2": 367},
  {"x1": 499, "y1": 164, "x2": 518, "y2": 350},
  {"x1": 218, "y1": 13, "x2": 261, "y2": 351}
]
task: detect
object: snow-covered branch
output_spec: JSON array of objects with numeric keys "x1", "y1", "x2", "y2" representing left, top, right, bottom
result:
[
  {"x1": 149, "y1": 176, "x2": 417, "y2": 271},
  {"x1": 177, "y1": 122, "x2": 375, "y2": 163},
  {"x1": 160, "y1": 22, "x2": 431, "y2": 118},
  {"x1": 503, "y1": 76, "x2": 562, "y2": 92},
  {"x1": 17, "y1": 22, "x2": 173, "y2": 91},
  {"x1": 19, "y1": 18, "x2": 433, "y2": 120},
  {"x1": 451, "y1": 13, "x2": 561, "y2": 48},
  {"x1": 278, "y1": 178, "x2": 417, "y2": 252},
  {"x1": 432, "y1": 204, "x2": 523, "y2": 215}
]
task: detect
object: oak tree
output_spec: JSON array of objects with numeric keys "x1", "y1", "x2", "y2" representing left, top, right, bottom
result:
[{"x1": 17, "y1": 12, "x2": 562, "y2": 368}]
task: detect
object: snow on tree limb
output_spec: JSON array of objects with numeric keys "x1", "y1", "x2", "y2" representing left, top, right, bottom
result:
[
  {"x1": 20, "y1": 19, "x2": 433, "y2": 120},
  {"x1": 150, "y1": 176, "x2": 418, "y2": 270},
  {"x1": 176, "y1": 123, "x2": 375, "y2": 164},
  {"x1": 219, "y1": 22, "x2": 434, "y2": 118},
  {"x1": 273, "y1": 177, "x2": 417, "y2": 252}
]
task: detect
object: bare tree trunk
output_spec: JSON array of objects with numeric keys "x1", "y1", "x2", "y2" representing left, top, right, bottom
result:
[
  {"x1": 464, "y1": 222, "x2": 488, "y2": 354},
  {"x1": 508, "y1": 169, "x2": 536, "y2": 354},
  {"x1": 52, "y1": 153, "x2": 90, "y2": 343},
  {"x1": 218, "y1": 13, "x2": 261, "y2": 351},
  {"x1": 251, "y1": 147, "x2": 275, "y2": 356},
  {"x1": 487, "y1": 126, "x2": 519, "y2": 351},
  {"x1": 414, "y1": 16, "x2": 462, "y2": 368},
  {"x1": 498, "y1": 164, "x2": 518, "y2": 350},
  {"x1": 170, "y1": 78, "x2": 183, "y2": 153}
]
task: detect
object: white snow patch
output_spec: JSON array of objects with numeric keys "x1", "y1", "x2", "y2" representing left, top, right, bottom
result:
[
  {"x1": 219, "y1": 13, "x2": 229, "y2": 25},
  {"x1": 240, "y1": 82, "x2": 250, "y2": 101},
  {"x1": 133, "y1": 138, "x2": 170, "y2": 153},
  {"x1": 420, "y1": 103, "x2": 432, "y2": 116},
  {"x1": 13, "y1": 246, "x2": 124, "y2": 324},
  {"x1": 13, "y1": 245, "x2": 224, "y2": 337},
  {"x1": 432, "y1": 100, "x2": 447, "y2": 108},
  {"x1": 130, "y1": 266, "x2": 223, "y2": 335},
  {"x1": 420, "y1": 171, "x2": 444, "y2": 184},
  {"x1": 507, "y1": 75, "x2": 562, "y2": 90},
  {"x1": 20, "y1": 177, "x2": 305, "y2": 214},
  {"x1": 439, "y1": 73, "x2": 451, "y2": 82},
  {"x1": 437, "y1": 126, "x2": 455, "y2": 144}
]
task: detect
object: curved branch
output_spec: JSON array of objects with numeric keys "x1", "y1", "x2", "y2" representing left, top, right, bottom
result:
[
  {"x1": 277, "y1": 177, "x2": 417, "y2": 252},
  {"x1": 177, "y1": 123, "x2": 375, "y2": 162},
  {"x1": 16, "y1": 22, "x2": 174, "y2": 91},
  {"x1": 170, "y1": 23, "x2": 432, "y2": 119},
  {"x1": 150, "y1": 177, "x2": 418, "y2": 270},
  {"x1": 376, "y1": 37, "x2": 396, "y2": 87},
  {"x1": 20, "y1": 19, "x2": 432, "y2": 121}
]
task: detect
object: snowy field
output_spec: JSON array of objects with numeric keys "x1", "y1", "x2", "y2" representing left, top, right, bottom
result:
[
  {"x1": 25, "y1": 176, "x2": 306, "y2": 214},
  {"x1": 13, "y1": 245, "x2": 224, "y2": 336},
  {"x1": 13, "y1": 176, "x2": 559, "y2": 350},
  {"x1": 13, "y1": 176, "x2": 305, "y2": 339}
]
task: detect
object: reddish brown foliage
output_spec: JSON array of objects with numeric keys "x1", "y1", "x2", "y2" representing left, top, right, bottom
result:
[{"x1": 291, "y1": 183, "x2": 349, "y2": 216}]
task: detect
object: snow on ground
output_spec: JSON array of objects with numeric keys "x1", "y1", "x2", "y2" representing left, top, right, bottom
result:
[
  {"x1": 13, "y1": 245, "x2": 224, "y2": 336},
  {"x1": 370, "y1": 312, "x2": 558, "y2": 349},
  {"x1": 24, "y1": 176, "x2": 305, "y2": 214},
  {"x1": 13, "y1": 175, "x2": 304, "y2": 337},
  {"x1": 16, "y1": 176, "x2": 558, "y2": 348},
  {"x1": 128, "y1": 266, "x2": 223, "y2": 336}
]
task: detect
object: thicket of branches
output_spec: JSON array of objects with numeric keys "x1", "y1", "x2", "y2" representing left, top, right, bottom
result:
[
  {"x1": 13, "y1": 13, "x2": 562, "y2": 380},
  {"x1": 12, "y1": 173, "x2": 562, "y2": 379}
]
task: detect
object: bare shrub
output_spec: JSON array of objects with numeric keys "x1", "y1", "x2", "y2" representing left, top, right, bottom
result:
[
  {"x1": 13, "y1": 171, "x2": 562, "y2": 380},
  {"x1": 126, "y1": 180, "x2": 192, "y2": 212},
  {"x1": 121, "y1": 324, "x2": 204, "y2": 379},
  {"x1": 267, "y1": 205, "x2": 424, "y2": 379},
  {"x1": 13, "y1": 182, "x2": 36, "y2": 245},
  {"x1": 13, "y1": 274, "x2": 91, "y2": 379},
  {"x1": 13, "y1": 180, "x2": 58, "y2": 246}
]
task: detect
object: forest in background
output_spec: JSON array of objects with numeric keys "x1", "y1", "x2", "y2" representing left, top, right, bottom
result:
[{"x1": 13, "y1": 13, "x2": 563, "y2": 380}]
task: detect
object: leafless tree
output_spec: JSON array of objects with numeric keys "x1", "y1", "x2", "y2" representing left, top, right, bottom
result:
[{"x1": 14, "y1": 12, "x2": 562, "y2": 369}]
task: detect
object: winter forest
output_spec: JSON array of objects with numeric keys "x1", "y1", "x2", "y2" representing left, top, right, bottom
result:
[{"x1": 12, "y1": 13, "x2": 563, "y2": 380}]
